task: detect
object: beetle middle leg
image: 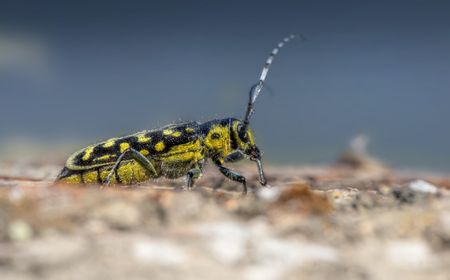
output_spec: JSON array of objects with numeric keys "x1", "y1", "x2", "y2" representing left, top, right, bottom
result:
[
  {"x1": 186, "y1": 168, "x2": 202, "y2": 190},
  {"x1": 105, "y1": 148, "x2": 157, "y2": 186},
  {"x1": 186, "y1": 159, "x2": 205, "y2": 190}
]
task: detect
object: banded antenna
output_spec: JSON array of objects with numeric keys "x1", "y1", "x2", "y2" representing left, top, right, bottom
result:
[{"x1": 243, "y1": 34, "x2": 300, "y2": 126}]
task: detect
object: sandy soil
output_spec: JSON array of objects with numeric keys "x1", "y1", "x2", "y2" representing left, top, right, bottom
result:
[{"x1": 0, "y1": 154, "x2": 449, "y2": 280}]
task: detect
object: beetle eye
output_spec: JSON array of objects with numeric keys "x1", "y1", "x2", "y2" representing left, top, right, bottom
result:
[
  {"x1": 211, "y1": 132, "x2": 221, "y2": 139},
  {"x1": 238, "y1": 125, "x2": 248, "y2": 142}
]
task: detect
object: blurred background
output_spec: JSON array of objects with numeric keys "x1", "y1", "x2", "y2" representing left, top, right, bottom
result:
[{"x1": 0, "y1": 0, "x2": 449, "y2": 171}]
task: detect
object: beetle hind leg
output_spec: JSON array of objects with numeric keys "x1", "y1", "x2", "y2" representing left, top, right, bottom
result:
[
  {"x1": 104, "y1": 148, "x2": 157, "y2": 186},
  {"x1": 186, "y1": 168, "x2": 202, "y2": 190}
]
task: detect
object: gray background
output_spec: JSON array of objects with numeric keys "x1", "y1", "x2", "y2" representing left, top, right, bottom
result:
[{"x1": 0, "y1": 0, "x2": 449, "y2": 170}]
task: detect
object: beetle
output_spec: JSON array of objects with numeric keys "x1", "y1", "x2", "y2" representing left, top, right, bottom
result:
[{"x1": 56, "y1": 35, "x2": 296, "y2": 194}]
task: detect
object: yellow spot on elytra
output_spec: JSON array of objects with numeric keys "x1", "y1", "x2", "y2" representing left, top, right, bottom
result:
[
  {"x1": 137, "y1": 134, "x2": 151, "y2": 143},
  {"x1": 120, "y1": 142, "x2": 130, "y2": 153},
  {"x1": 94, "y1": 154, "x2": 112, "y2": 162},
  {"x1": 82, "y1": 147, "x2": 94, "y2": 161},
  {"x1": 140, "y1": 149, "x2": 149, "y2": 156},
  {"x1": 162, "y1": 129, "x2": 181, "y2": 137},
  {"x1": 103, "y1": 139, "x2": 116, "y2": 148},
  {"x1": 163, "y1": 129, "x2": 174, "y2": 135},
  {"x1": 185, "y1": 127, "x2": 194, "y2": 133},
  {"x1": 155, "y1": 141, "x2": 165, "y2": 152}
]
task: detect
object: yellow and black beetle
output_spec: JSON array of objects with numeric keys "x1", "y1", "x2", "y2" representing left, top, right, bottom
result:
[{"x1": 56, "y1": 35, "x2": 296, "y2": 194}]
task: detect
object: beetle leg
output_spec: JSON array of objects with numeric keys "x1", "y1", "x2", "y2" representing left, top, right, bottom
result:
[
  {"x1": 213, "y1": 159, "x2": 247, "y2": 195},
  {"x1": 186, "y1": 168, "x2": 202, "y2": 190},
  {"x1": 225, "y1": 150, "x2": 245, "y2": 163},
  {"x1": 105, "y1": 148, "x2": 157, "y2": 186}
]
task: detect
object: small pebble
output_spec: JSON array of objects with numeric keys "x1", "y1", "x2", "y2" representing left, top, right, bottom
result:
[
  {"x1": 408, "y1": 180, "x2": 438, "y2": 194},
  {"x1": 8, "y1": 220, "x2": 33, "y2": 241}
]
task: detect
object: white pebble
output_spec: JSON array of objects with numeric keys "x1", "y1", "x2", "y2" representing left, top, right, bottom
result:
[
  {"x1": 8, "y1": 220, "x2": 33, "y2": 241},
  {"x1": 385, "y1": 240, "x2": 432, "y2": 268},
  {"x1": 132, "y1": 240, "x2": 187, "y2": 266},
  {"x1": 195, "y1": 221, "x2": 248, "y2": 265},
  {"x1": 257, "y1": 187, "x2": 280, "y2": 202},
  {"x1": 409, "y1": 180, "x2": 438, "y2": 194}
]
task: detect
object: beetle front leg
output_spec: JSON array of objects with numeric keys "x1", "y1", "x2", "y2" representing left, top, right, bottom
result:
[
  {"x1": 225, "y1": 150, "x2": 245, "y2": 163},
  {"x1": 213, "y1": 159, "x2": 247, "y2": 195}
]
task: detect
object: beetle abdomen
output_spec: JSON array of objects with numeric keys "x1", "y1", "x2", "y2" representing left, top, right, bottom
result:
[{"x1": 56, "y1": 159, "x2": 158, "y2": 184}]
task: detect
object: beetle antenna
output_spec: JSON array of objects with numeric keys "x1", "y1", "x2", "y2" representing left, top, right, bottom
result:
[{"x1": 244, "y1": 34, "x2": 300, "y2": 125}]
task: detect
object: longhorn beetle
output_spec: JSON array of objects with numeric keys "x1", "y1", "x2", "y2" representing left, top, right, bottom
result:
[{"x1": 56, "y1": 35, "x2": 297, "y2": 194}]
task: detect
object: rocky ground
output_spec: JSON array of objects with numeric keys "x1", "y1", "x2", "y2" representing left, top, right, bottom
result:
[{"x1": 0, "y1": 151, "x2": 449, "y2": 280}]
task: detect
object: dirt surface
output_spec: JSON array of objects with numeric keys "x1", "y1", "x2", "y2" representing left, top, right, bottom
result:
[{"x1": 0, "y1": 155, "x2": 450, "y2": 280}]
